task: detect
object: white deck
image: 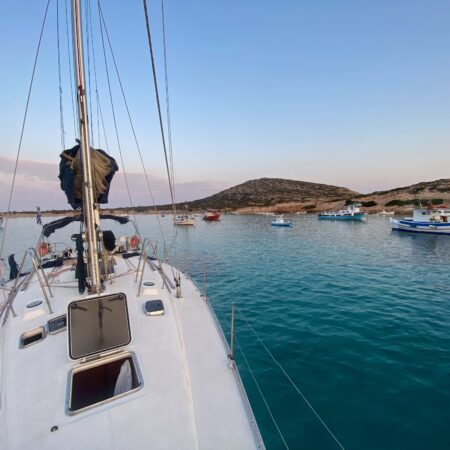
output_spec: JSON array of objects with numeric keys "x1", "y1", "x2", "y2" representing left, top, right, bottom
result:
[{"x1": 0, "y1": 255, "x2": 263, "y2": 449}]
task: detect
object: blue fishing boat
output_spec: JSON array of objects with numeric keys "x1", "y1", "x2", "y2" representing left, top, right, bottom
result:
[
  {"x1": 318, "y1": 203, "x2": 368, "y2": 221},
  {"x1": 390, "y1": 206, "x2": 450, "y2": 235},
  {"x1": 271, "y1": 215, "x2": 292, "y2": 227}
]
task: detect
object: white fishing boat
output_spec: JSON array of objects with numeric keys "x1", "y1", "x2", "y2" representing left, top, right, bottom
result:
[
  {"x1": 174, "y1": 214, "x2": 195, "y2": 226},
  {"x1": 318, "y1": 203, "x2": 368, "y2": 221},
  {"x1": 378, "y1": 210, "x2": 394, "y2": 216},
  {"x1": 390, "y1": 205, "x2": 450, "y2": 235},
  {"x1": 0, "y1": 2, "x2": 264, "y2": 449}
]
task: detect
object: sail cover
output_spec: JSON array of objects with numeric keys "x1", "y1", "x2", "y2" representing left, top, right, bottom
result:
[{"x1": 59, "y1": 143, "x2": 118, "y2": 208}]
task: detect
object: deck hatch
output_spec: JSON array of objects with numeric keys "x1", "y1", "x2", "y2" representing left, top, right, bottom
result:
[
  {"x1": 48, "y1": 315, "x2": 67, "y2": 334},
  {"x1": 67, "y1": 351, "x2": 142, "y2": 414},
  {"x1": 68, "y1": 293, "x2": 131, "y2": 360},
  {"x1": 144, "y1": 299, "x2": 164, "y2": 316}
]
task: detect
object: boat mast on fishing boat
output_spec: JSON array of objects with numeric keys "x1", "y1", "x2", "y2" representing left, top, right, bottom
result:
[{"x1": 0, "y1": 2, "x2": 264, "y2": 449}]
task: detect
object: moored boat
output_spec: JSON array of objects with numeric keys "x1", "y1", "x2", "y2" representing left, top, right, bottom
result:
[
  {"x1": 174, "y1": 214, "x2": 195, "y2": 226},
  {"x1": 203, "y1": 211, "x2": 221, "y2": 221},
  {"x1": 318, "y1": 203, "x2": 368, "y2": 221},
  {"x1": 390, "y1": 205, "x2": 450, "y2": 235},
  {"x1": 378, "y1": 210, "x2": 394, "y2": 216},
  {"x1": 271, "y1": 215, "x2": 292, "y2": 227}
]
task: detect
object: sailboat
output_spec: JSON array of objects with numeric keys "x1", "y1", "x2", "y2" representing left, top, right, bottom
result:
[{"x1": 0, "y1": 2, "x2": 264, "y2": 449}]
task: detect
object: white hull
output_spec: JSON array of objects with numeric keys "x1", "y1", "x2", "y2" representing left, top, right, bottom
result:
[{"x1": 390, "y1": 218, "x2": 450, "y2": 235}]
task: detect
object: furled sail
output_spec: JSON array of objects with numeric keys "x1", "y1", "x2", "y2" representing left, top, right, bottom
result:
[{"x1": 59, "y1": 143, "x2": 118, "y2": 208}]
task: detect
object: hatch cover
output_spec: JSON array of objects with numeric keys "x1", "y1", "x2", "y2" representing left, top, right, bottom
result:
[{"x1": 68, "y1": 293, "x2": 131, "y2": 360}]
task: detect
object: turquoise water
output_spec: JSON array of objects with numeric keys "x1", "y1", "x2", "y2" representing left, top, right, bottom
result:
[{"x1": 2, "y1": 214, "x2": 450, "y2": 449}]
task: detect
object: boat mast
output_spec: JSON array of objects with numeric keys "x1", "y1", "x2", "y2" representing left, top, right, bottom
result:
[{"x1": 71, "y1": 0, "x2": 101, "y2": 292}]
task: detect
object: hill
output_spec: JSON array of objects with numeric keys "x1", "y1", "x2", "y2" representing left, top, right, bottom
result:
[
  {"x1": 169, "y1": 177, "x2": 450, "y2": 213},
  {"x1": 170, "y1": 178, "x2": 358, "y2": 211},
  {"x1": 352, "y1": 178, "x2": 450, "y2": 211}
]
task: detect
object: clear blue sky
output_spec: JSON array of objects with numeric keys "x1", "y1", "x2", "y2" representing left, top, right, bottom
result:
[{"x1": 1, "y1": 0, "x2": 450, "y2": 207}]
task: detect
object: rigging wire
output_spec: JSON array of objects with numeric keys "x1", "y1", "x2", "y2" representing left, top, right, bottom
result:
[
  {"x1": 56, "y1": 0, "x2": 66, "y2": 150},
  {"x1": 84, "y1": 0, "x2": 94, "y2": 145},
  {"x1": 86, "y1": 0, "x2": 102, "y2": 148},
  {"x1": 96, "y1": 1, "x2": 140, "y2": 234},
  {"x1": 64, "y1": 0, "x2": 78, "y2": 139},
  {"x1": 98, "y1": 2, "x2": 173, "y2": 263},
  {"x1": 160, "y1": 0, "x2": 180, "y2": 268},
  {"x1": 236, "y1": 306, "x2": 346, "y2": 450},
  {"x1": 0, "y1": 0, "x2": 52, "y2": 260},
  {"x1": 142, "y1": 0, "x2": 177, "y2": 216},
  {"x1": 214, "y1": 307, "x2": 289, "y2": 449},
  {"x1": 161, "y1": 0, "x2": 175, "y2": 205}
]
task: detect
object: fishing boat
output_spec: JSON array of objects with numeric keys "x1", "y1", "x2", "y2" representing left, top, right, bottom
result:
[
  {"x1": 318, "y1": 203, "x2": 368, "y2": 221},
  {"x1": 390, "y1": 205, "x2": 450, "y2": 235},
  {"x1": 174, "y1": 214, "x2": 195, "y2": 226},
  {"x1": 271, "y1": 215, "x2": 292, "y2": 227},
  {"x1": 0, "y1": 2, "x2": 264, "y2": 449},
  {"x1": 203, "y1": 211, "x2": 221, "y2": 221},
  {"x1": 378, "y1": 210, "x2": 394, "y2": 216}
]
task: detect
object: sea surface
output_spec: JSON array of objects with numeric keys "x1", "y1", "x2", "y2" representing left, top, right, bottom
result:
[{"x1": 2, "y1": 213, "x2": 450, "y2": 450}]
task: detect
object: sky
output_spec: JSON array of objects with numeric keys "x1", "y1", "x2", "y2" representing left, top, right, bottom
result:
[{"x1": 1, "y1": 0, "x2": 450, "y2": 210}]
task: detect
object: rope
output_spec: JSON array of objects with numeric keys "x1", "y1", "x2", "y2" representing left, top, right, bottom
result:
[
  {"x1": 0, "y1": 0, "x2": 51, "y2": 260},
  {"x1": 236, "y1": 306, "x2": 346, "y2": 450},
  {"x1": 56, "y1": 0, "x2": 66, "y2": 150}
]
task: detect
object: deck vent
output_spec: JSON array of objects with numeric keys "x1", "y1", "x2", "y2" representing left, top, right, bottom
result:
[
  {"x1": 141, "y1": 280, "x2": 158, "y2": 296},
  {"x1": 26, "y1": 300, "x2": 43, "y2": 308},
  {"x1": 20, "y1": 327, "x2": 46, "y2": 348},
  {"x1": 144, "y1": 300, "x2": 164, "y2": 316},
  {"x1": 48, "y1": 315, "x2": 67, "y2": 334}
]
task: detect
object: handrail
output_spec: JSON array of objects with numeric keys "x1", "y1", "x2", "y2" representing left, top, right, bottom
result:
[{"x1": 1, "y1": 247, "x2": 54, "y2": 326}]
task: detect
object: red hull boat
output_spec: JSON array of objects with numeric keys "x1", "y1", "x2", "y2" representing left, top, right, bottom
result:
[{"x1": 203, "y1": 211, "x2": 221, "y2": 221}]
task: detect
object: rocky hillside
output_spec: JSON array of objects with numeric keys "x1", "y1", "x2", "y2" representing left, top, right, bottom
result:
[
  {"x1": 352, "y1": 178, "x2": 450, "y2": 211},
  {"x1": 168, "y1": 177, "x2": 450, "y2": 213},
  {"x1": 171, "y1": 178, "x2": 358, "y2": 210}
]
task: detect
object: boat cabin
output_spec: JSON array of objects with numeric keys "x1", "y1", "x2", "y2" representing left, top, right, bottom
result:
[{"x1": 412, "y1": 206, "x2": 450, "y2": 223}]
